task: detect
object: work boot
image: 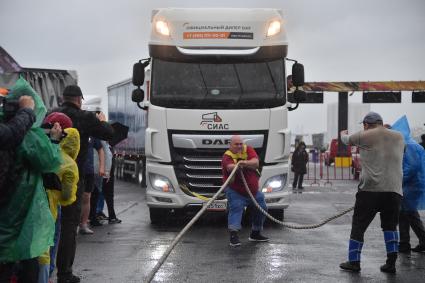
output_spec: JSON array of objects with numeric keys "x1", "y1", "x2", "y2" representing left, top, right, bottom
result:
[
  {"x1": 380, "y1": 252, "x2": 397, "y2": 274},
  {"x1": 57, "y1": 274, "x2": 81, "y2": 283},
  {"x1": 339, "y1": 261, "x2": 360, "y2": 272},
  {"x1": 90, "y1": 218, "x2": 103, "y2": 227},
  {"x1": 229, "y1": 231, "x2": 241, "y2": 247},
  {"x1": 398, "y1": 242, "x2": 411, "y2": 254},
  {"x1": 248, "y1": 230, "x2": 269, "y2": 242},
  {"x1": 411, "y1": 244, "x2": 425, "y2": 253},
  {"x1": 108, "y1": 218, "x2": 122, "y2": 224}
]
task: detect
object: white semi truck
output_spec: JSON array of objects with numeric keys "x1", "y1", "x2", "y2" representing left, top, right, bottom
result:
[{"x1": 130, "y1": 8, "x2": 306, "y2": 223}]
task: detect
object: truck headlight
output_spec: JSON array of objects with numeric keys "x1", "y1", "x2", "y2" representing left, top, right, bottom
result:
[
  {"x1": 155, "y1": 20, "x2": 170, "y2": 36},
  {"x1": 149, "y1": 173, "x2": 175, "y2": 192},
  {"x1": 262, "y1": 174, "x2": 287, "y2": 193},
  {"x1": 267, "y1": 20, "x2": 281, "y2": 37}
]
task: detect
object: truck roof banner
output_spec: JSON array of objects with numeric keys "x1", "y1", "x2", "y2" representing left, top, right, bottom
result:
[{"x1": 150, "y1": 8, "x2": 287, "y2": 49}]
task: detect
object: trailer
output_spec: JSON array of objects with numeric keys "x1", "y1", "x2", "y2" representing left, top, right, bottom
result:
[{"x1": 107, "y1": 78, "x2": 148, "y2": 187}]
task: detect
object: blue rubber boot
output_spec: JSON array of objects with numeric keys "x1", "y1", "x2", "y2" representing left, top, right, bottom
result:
[
  {"x1": 339, "y1": 239, "x2": 363, "y2": 272},
  {"x1": 381, "y1": 231, "x2": 398, "y2": 274}
]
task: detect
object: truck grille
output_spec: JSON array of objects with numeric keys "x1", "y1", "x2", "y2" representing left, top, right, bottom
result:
[{"x1": 169, "y1": 131, "x2": 267, "y2": 198}]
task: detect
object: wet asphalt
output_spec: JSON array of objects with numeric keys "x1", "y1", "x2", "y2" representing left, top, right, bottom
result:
[{"x1": 68, "y1": 180, "x2": 425, "y2": 283}]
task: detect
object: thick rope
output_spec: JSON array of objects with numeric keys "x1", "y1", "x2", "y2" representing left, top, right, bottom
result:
[
  {"x1": 240, "y1": 169, "x2": 354, "y2": 229},
  {"x1": 144, "y1": 162, "x2": 241, "y2": 283}
]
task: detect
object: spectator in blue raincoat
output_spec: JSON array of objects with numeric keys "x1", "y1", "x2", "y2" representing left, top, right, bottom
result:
[{"x1": 391, "y1": 115, "x2": 425, "y2": 253}]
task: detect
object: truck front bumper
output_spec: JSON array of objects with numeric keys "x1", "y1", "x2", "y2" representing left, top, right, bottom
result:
[{"x1": 145, "y1": 162, "x2": 291, "y2": 210}]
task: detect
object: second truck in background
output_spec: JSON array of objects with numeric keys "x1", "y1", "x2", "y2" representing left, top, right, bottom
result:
[{"x1": 108, "y1": 78, "x2": 148, "y2": 187}]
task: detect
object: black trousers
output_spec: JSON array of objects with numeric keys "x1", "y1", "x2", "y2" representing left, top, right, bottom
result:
[
  {"x1": 17, "y1": 258, "x2": 39, "y2": 283},
  {"x1": 56, "y1": 177, "x2": 84, "y2": 279},
  {"x1": 103, "y1": 161, "x2": 117, "y2": 220},
  {"x1": 89, "y1": 177, "x2": 101, "y2": 222},
  {"x1": 399, "y1": 210, "x2": 425, "y2": 246},
  {"x1": 0, "y1": 263, "x2": 13, "y2": 283},
  {"x1": 0, "y1": 258, "x2": 39, "y2": 283},
  {"x1": 350, "y1": 191, "x2": 401, "y2": 242},
  {"x1": 292, "y1": 173, "x2": 304, "y2": 188}
]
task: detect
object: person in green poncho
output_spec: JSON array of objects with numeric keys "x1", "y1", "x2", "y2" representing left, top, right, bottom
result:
[{"x1": 0, "y1": 78, "x2": 62, "y2": 283}]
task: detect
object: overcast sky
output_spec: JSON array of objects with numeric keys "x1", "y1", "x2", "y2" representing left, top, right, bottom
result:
[{"x1": 1, "y1": 0, "x2": 424, "y2": 134}]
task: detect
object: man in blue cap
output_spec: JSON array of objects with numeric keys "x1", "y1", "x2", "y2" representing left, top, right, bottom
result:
[{"x1": 339, "y1": 112, "x2": 405, "y2": 274}]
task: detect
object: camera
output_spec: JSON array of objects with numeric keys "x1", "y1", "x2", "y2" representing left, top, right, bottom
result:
[
  {"x1": 0, "y1": 96, "x2": 20, "y2": 122},
  {"x1": 41, "y1": 122, "x2": 67, "y2": 140}
]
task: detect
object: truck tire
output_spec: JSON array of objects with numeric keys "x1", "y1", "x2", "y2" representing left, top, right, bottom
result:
[
  {"x1": 268, "y1": 209, "x2": 284, "y2": 222},
  {"x1": 149, "y1": 208, "x2": 168, "y2": 224}
]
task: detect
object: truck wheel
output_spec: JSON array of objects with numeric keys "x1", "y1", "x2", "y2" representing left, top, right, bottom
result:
[
  {"x1": 268, "y1": 209, "x2": 284, "y2": 222},
  {"x1": 149, "y1": 208, "x2": 168, "y2": 224}
]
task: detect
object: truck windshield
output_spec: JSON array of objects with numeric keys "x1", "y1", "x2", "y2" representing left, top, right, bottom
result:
[{"x1": 151, "y1": 59, "x2": 286, "y2": 109}]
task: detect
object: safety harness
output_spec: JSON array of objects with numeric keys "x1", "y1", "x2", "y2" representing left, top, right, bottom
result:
[{"x1": 224, "y1": 144, "x2": 249, "y2": 163}]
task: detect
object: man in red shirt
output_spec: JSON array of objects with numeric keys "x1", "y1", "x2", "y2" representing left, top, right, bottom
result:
[{"x1": 222, "y1": 135, "x2": 269, "y2": 247}]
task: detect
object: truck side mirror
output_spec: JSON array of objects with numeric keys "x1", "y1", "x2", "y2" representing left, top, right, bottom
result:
[
  {"x1": 132, "y1": 87, "x2": 145, "y2": 103},
  {"x1": 291, "y1": 63, "x2": 304, "y2": 87},
  {"x1": 132, "y1": 62, "x2": 145, "y2": 87}
]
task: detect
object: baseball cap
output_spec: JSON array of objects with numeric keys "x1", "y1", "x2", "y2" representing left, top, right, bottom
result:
[
  {"x1": 361, "y1": 111, "x2": 383, "y2": 124},
  {"x1": 63, "y1": 85, "x2": 84, "y2": 99}
]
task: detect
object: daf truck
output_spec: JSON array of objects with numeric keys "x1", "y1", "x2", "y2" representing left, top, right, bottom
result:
[{"x1": 130, "y1": 8, "x2": 306, "y2": 223}]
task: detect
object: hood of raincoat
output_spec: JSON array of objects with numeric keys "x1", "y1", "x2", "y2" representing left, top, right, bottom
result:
[
  {"x1": 8, "y1": 77, "x2": 46, "y2": 127},
  {"x1": 60, "y1": 128, "x2": 80, "y2": 160},
  {"x1": 391, "y1": 115, "x2": 411, "y2": 142},
  {"x1": 392, "y1": 115, "x2": 425, "y2": 211}
]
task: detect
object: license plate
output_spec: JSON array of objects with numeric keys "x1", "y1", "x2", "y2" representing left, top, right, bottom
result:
[{"x1": 205, "y1": 201, "x2": 227, "y2": 211}]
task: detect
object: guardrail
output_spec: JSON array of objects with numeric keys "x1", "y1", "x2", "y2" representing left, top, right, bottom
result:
[{"x1": 292, "y1": 151, "x2": 360, "y2": 187}]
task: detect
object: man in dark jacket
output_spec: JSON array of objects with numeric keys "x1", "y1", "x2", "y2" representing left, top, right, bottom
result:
[
  {"x1": 52, "y1": 85, "x2": 114, "y2": 283},
  {"x1": 291, "y1": 141, "x2": 309, "y2": 189}
]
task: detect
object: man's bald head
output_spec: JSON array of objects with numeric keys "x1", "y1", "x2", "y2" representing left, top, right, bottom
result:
[{"x1": 229, "y1": 135, "x2": 243, "y2": 154}]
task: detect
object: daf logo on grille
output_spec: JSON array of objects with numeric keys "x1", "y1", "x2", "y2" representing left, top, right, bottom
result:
[
  {"x1": 202, "y1": 138, "x2": 231, "y2": 145},
  {"x1": 172, "y1": 134, "x2": 264, "y2": 149},
  {"x1": 200, "y1": 112, "x2": 229, "y2": 130}
]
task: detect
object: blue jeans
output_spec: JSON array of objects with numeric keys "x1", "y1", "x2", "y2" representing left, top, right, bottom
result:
[
  {"x1": 50, "y1": 206, "x2": 61, "y2": 276},
  {"x1": 226, "y1": 188, "x2": 267, "y2": 231}
]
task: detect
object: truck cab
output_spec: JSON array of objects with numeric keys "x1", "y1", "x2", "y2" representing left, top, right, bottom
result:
[{"x1": 132, "y1": 8, "x2": 305, "y2": 223}]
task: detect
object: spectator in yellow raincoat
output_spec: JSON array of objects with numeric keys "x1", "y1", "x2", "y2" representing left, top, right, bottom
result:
[{"x1": 38, "y1": 113, "x2": 80, "y2": 283}]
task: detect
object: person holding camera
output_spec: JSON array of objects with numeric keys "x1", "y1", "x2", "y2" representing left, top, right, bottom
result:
[
  {"x1": 0, "y1": 95, "x2": 36, "y2": 206},
  {"x1": 0, "y1": 95, "x2": 36, "y2": 147}
]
